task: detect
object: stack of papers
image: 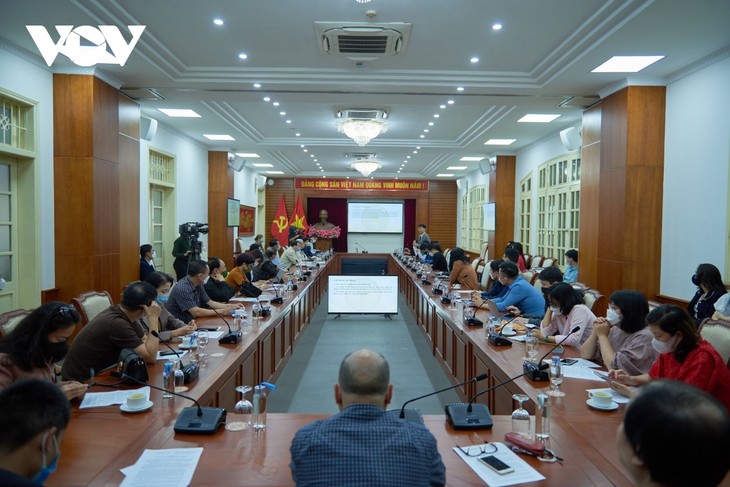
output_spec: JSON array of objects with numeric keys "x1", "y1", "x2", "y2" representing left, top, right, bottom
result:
[
  {"x1": 80, "y1": 387, "x2": 150, "y2": 409},
  {"x1": 120, "y1": 448, "x2": 203, "y2": 487},
  {"x1": 453, "y1": 442, "x2": 545, "y2": 486}
]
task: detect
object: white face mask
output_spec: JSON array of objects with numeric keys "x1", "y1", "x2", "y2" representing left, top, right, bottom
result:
[
  {"x1": 550, "y1": 305, "x2": 560, "y2": 314},
  {"x1": 606, "y1": 308, "x2": 620, "y2": 325},
  {"x1": 203, "y1": 276, "x2": 210, "y2": 285},
  {"x1": 652, "y1": 335, "x2": 679, "y2": 354},
  {"x1": 151, "y1": 251, "x2": 157, "y2": 259}
]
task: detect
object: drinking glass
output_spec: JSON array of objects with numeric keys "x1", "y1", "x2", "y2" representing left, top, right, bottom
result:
[
  {"x1": 233, "y1": 385, "x2": 253, "y2": 430},
  {"x1": 547, "y1": 360, "x2": 565, "y2": 397},
  {"x1": 511, "y1": 394, "x2": 531, "y2": 436},
  {"x1": 525, "y1": 332, "x2": 539, "y2": 363},
  {"x1": 197, "y1": 330, "x2": 209, "y2": 359}
]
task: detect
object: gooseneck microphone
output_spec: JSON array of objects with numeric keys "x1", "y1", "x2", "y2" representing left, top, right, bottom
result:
[
  {"x1": 151, "y1": 331, "x2": 199, "y2": 384},
  {"x1": 523, "y1": 325, "x2": 581, "y2": 381},
  {"x1": 213, "y1": 308, "x2": 241, "y2": 345},
  {"x1": 270, "y1": 282, "x2": 284, "y2": 304},
  {"x1": 111, "y1": 371, "x2": 226, "y2": 434},
  {"x1": 465, "y1": 297, "x2": 489, "y2": 327},
  {"x1": 151, "y1": 330, "x2": 181, "y2": 358},
  {"x1": 354, "y1": 242, "x2": 368, "y2": 254},
  {"x1": 389, "y1": 373, "x2": 488, "y2": 423}
]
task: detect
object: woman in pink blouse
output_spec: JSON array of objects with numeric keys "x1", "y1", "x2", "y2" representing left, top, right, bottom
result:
[
  {"x1": 0, "y1": 302, "x2": 87, "y2": 400},
  {"x1": 581, "y1": 290, "x2": 658, "y2": 375},
  {"x1": 534, "y1": 283, "x2": 595, "y2": 346}
]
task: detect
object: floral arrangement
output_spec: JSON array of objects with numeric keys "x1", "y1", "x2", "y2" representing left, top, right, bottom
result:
[{"x1": 306, "y1": 225, "x2": 341, "y2": 239}]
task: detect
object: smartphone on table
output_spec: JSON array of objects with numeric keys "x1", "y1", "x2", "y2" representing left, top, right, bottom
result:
[{"x1": 478, "y1": 455, "x2": 514, "y2": 475}]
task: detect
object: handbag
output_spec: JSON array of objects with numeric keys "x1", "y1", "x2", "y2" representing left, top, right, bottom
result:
[
  {"x1": 117, "y1": 348, "x2": 149, "y2": 384},
  {"x1": 240, "y1": 281, "x2": 262, "y2": 298}
]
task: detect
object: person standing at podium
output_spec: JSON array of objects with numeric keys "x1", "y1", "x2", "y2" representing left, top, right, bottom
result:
[{"x1": 290, "y1": 349, "x2": 445, "y2": 487}]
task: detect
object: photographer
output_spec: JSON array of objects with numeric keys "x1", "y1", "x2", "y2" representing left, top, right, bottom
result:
[{"x1": 172, "y1": 223, "x2": 208, "y2": 281}]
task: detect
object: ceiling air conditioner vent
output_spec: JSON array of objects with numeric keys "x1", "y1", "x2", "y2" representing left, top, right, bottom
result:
[
  {"x1": 315, "y1": 22, "x2": 411, "y2": 61},
  {"x1": 344, "y1": 152, "x2": 377, "y2": 159},
  {"x1": 336, "y1": 108, "x2": 388, "y2": 120},
  {"x1": 121, "y1": 88, "x2": 165, "y2": 101}
]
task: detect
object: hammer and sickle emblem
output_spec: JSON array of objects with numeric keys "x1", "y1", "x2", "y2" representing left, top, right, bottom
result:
[{"x1": 274, "y1": 216, "x2": 288, "y2": 232}]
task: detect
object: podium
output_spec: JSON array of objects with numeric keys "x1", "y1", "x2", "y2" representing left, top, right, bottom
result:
[{"x1": 314, "y1": 238, "x2": 333, "y2": 251}]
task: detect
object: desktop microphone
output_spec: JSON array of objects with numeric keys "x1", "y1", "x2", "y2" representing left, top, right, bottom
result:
[
  {"x1": 354, "y1": 242, "x2": 368, "y2": 254},
  {"x1": 445, "y1": 369, "x2": 533, "y2": 430},
  {"x1": 432, "y1": 277, "x2": 443, "y2": 295},
  {"x1": 256, "y1": 296, "x2": 271, "y2": 317},
  {"x1": 111, "y1": 371, "x2": 226, "y2": 435},
  {"x1": 150, "y1": 331, "x2": 200, "y2": 384},
  {"x1": 270, "y1": 283, "x2": 284, "y2": 304},
  {"x1": 487, "y1": 314, "x2": 519, "y2": 347},
  {"x1": 465, "y1": 297, "x2": 489, "y2": 327},
  {"x1": 212, "y1": 308, "x2": 241, "y2": 345},
  {"x1": 523, "y1": 325, "x2": 581, "y2": 381},
  {"x1": 388, "y1": 373, "x2": 488, "y2": 424}
]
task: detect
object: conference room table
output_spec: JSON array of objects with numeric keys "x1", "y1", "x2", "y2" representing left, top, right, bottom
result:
[{"x1": 48, "y1": 253, "x2": 632, "y2": 486}]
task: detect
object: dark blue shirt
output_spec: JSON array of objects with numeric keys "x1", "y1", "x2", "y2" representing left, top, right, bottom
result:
[
  {"x1": 481, "y1": 280, "x2": 507, "y2": 300},
  {"x1": 290, "y1": 404, "x2": 445, "y2": 486},
  {"x1": 491, "y1": 276, "x2": 546, "y2": 317}
]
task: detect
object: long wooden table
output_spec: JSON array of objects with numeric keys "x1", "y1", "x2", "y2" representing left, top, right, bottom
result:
[{"x1": 48, "y1": 254, "x2": 632, "y2": 486}]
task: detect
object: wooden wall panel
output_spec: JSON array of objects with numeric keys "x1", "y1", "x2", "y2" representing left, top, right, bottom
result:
[
  {"x1": 578, "y1": 104, "x2": 601, "y2": 288},
  {"x1": 208, "y1": 151, "x2": 234, "y2": 264},
  {"x1": 119, "y1": 102, "x2": 140, "y2": 287},
  {"x1": 494, "y1": 156, "x2": 516, "y2": 253},
  {"x1": 92, "y1": 78, "x2": 119, "y2": 163},
  {"x1": 426, "y1": 180, "x2": 457, "y2": 250},
  {"x1": 118, "y1": 95, "x2": 140, "y2": 139},
  {"x1": 53, "y1": 74, "x2": 93, "y2": 157}
]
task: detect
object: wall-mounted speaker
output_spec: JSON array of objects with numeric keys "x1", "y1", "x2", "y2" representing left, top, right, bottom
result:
[
  {"x1": 256, "y1": 175, "x2": 267, "y2": 191},
  {"x1": 140, "y1": 116, "x2": 158, "y2": 142},
  {"x1": 229, "y1": 157, "x2": 246, "y2": 172},
  {"x1": 478, "y1": 159, "x2": 493, "y2": 175},
  {"x1": 560, "y1": 126, "x2": 582, "y2": 152}
]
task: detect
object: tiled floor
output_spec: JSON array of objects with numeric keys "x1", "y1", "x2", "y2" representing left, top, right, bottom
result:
[{"x1": 268, "y1": 293, "x2": 461, "y2": 415}]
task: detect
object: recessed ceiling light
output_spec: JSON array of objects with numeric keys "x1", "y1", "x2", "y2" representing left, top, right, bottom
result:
[
  {"x1": 407, "y1": 156, "x2": 411, "y2": 159},
  {"x1": 413, "y1": 150, "x2": 418, "y2": 154},
  {"x1": 235, "y1": 153, "x2": 260, "y2": 158},
  {"x1": 238, "y1": 53, "x2": 248, "y2": 60},
  {"x1": 303, "y1": 149, "x2": 308, "y2": 152},
  {"x1": 279, "y1": 111, "x2": 286, "y2": 116},
  {"x1": 447, "y1": 166, "x2": 467, "y2": 170},
  {"x1": 423, "y1": 129, "x2": 429, "y2": 133},
  {"x1": 518, "y1": 114, "x2": 561, "y2": 123},
  {"x1": 320, "y1": 169, "x2": 324, "y2": 172},
  {"x1": 213, "y1": 18, "x2": 224, "y2": 26},
  {"x1": 310, "y1": 154, "x2": 314, "y2": 158},
  {"x1": 592, "y1": 55, "x2": 664, "y2": 73},
  {"x1": 272, "y1": 102, "x2": 280, "y2": 107},
  {"x1": 457, "y1": 86, "x2": 465, "y2": 92},
  {"x1": 420, "y1": 135, "x2": 425, "y2": 138},
  {"x1": 440, "y1": 105, "x2": 446, "y2": 109},
  {"x1": 266, "y1": 171, "x2": 284, "y2": 175},
  {"x1": 447, "y1": 100, "x2": 455, "y2": 105},
  {"x1": 314, "y1": 159, "x2": 318, "y2": 162},
  {"x1": 253, "y1": 83, "x2": 261, "y2": 88},
  {"x1": 252, "y1": 163, "x2": 273, "y2": 168},
  {"x1": 484, "y1": 138, "x2": 516, "y2": 145},
  {"x1": 492, "y1": 23, "x2": 502, "y2": 31},
  {"x1": 203, "y1": 134, "x2": 235, "y2": 141},
  {"x1": 460, "y1": 156, "x2": 485, "y2": 162},
  {"x1": 416, "y1": 146, "x2": 421, "y2": 149},
  {"x1": 286, "y1": 120, "x2": 292, "y2": 124},
  {"x1": 295, "y1": 133, "x2": 301, "y2": 137},
  {"x1": 436, "y1": 173, "x2": 454, "y2": 177},
  {"x1": 157, "y1": 108, "x2": 201, "y2": 118},
  {"x1": 395, "y1": 177, "x2": 399, "y2": 180},
  {"x1": 428, "y1": 122, "x2": 434, "y2": 126},
  {"x1": 263, "y1": 97, "x2": 271, "y2": 102},
  {"x1": 469, "y1": 57, "x2": 478, "y2": 64},
  {"x1": 433, "y1": 114, "x2": 440, "y2": 118}
]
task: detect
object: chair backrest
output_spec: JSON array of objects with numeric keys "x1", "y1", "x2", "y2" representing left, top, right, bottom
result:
[
  {"x1": 542, "y1": 257, "x2": 555, "y2": 268},
  {"x1": 471, "y1": 257, "x2": 482, "y2": 270},
  {"x1": 521, "y1": 270, "x2": 535, "y2": 284},
  {"x1": 531, "y1": 255, "x2": 544, "y2": 268},
  {"x1": 0, "y1": 309, "x2": 32, "y2": 339},
  {"x1": 479, "y1": 241, "x2": 489, "y2": 261},
  {"x1": 698, "y1": 318, "x2": 730, "y2": 366},
  {"x1": 480, "y1": 264, "x2": 492, "y2": 290},
  {"x1": 524, "y1": 254, "x2": 533, "y2": 269},
  {"x1": 443, "y1": 248, "x2": 451, "y2": 265},
  {"x1": 648, "y1": 300, "x2": 662, "y2": 312},
  {"x1": 582, "y1": 288, "x2": 606, "y2": 314},
  {"x1": 71, "y1": 291, "x2": 114, "y2": 326}
]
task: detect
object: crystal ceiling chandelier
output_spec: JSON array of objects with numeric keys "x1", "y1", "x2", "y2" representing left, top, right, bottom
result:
[
  {"x1": 337, "y1": 119, "x2": 388, "y2": 146},
  {"x1": 350, "y1": 159, "x2": 382, "y2": 177}
]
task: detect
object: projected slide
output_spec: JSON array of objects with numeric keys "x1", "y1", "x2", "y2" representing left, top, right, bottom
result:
[
  {"x1": 328, "y1": 275, "x2": 399, "y2": 314},
  {"x1": 348, "y1": 202, "x2": 403, "y2": 233}
]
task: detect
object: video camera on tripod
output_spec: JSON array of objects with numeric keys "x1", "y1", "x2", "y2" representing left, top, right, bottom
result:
[{"x1": 179, "y1": 222, "x2": 209, "y2": 259}]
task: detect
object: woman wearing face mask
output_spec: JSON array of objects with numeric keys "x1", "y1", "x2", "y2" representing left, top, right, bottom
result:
[
  {"x1": 688, "y1": 263, "x2": 727, "y2": 326},
  {"x1": 580, "y1": 290, "x2": 657, "y2": 375},
  {"x1": 0, "y1": 302, "x2": 87, "y2": 400},
  {"x1": 534, "y1": 282, "x2": 595, "y2": 346},
  {"x1": 609, "y1": 304, "x2": 730, "y2": 411},
  {"x1": 144, "y1": 271, "x2": 196, "y2": 341}
]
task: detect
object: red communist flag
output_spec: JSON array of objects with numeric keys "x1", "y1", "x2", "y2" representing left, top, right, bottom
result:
[
  {"x1": 289, "y1": 195, "x2": 308, "y2": 233},
  {"x1": 270, "y1": 195, "x2": 289, "y2": 242}
]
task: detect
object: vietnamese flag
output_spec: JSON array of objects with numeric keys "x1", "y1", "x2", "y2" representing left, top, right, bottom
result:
[
  {"x1": 289, "y1": 195, "x2": 308, "y2": 232},
  {"x1": 270, "y1": 195, "x2": 289, "y2": 242}
]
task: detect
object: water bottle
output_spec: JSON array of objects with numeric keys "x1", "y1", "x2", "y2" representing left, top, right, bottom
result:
[
  {"x1": 190, "y1": 332, "x2": 199, "y2": 363},
  {"x1": 172, "y1": 360, "x2": 185, "y2": 392},
  {"x1": 232, "y1": 311, "x2": 241, "y2": 332},
  {"x1": 162, "y1": 361, "x2": 173, "y2": 399},
  {"x1": 536, "y1": 393, "x2": 550, "y2": 444},
  {"x1": 252, "y1": 382, "x2": 277, "y2": 432}
]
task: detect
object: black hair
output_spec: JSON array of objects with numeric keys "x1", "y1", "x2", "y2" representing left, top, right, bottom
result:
[
  {"x1": 254, "y1": 234, "x2": 263, "y2": 241},
  {"x1": 646, "y1": 305, "x2": 700, "y2": 363},
  {"x1": 489, "y1": 259, "x2": 504, "y2": 273},
  {"x1": 268, "y1": 239, "x2": 279, "y2": 248},
  {"x1": 0, "y1": 302, "x2": 80, "y2": 371},
  {"x1": 498, "y1": 261, "x2": 519, "y2": 279},
  {"x1": 548, "y1": 282, "x2": 584, "y2": 315},
  {"x1": 121, "y1": 281, "x2": 157, "y2": 309},
  {"x1": 430, "y1": 242, "x2": 442, "y2": 252},
  {"x1": 250, "y1": 249, "x2": 263, "y2": 261},
  {"x1": 139, "y1": 244, "x2": 152, "y2": 258},
  {"x1": 610, "y1": 290, "x2": 649, "y2": 334},
  {"x1": 144, "y1": 271, "x2": 174, "y2": 290},
  {"x1": 0, "y1": 379, "x2": 71, "y2": 453},
  {"x1": 506, "y1": 241, "x2": 524, "y2": 257},
  {"x1": 186, "y1": 259, "x2": 208, "y2": 276},
  {"x1": 623, "y1": 380, "x2": 730, "y2": 487},
  {"x1": 417, "y1": 223, "x2": 427, "y2": 229},
  {"x1": 538, "y1": 266, "x2": 563, "y2": 284},
  {"x1": 695, "y1": 263, "x2": 727, "y2": 293},
  {"x1": 419, "y1": 242, "x2": 429, "y2": 252},
  {"x1": 235, "y1": 252, "x2": 255, "y2": 266},
  {"x1": 565, "y1": 249, "x2": 578, "y2": 263},
  {"x1": 449, "y1": 247, "x2": 469, "y2": 265},
  {"x1": 503, "y1": 247, "x2": 520, "y2": 264},
  {"x1": 207, "y1": 257, "x2": 223, "y2": 273},
  {"x1": 265, "y1": 247, "x2": 277, "y2": 260}
]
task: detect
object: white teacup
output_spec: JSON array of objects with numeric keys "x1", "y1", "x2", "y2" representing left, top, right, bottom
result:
[
  {"x1": 181, "y1": 336, "x2": 192, "y2": 347},
  {"x1": 452, "y1": 284, "x2": 461, "y2": 290},
  {"x1": 588, "y1": 391, "x2": 613, "y2": 407},
  {"x1": 502, "y1": 324, "x2": 515, "y2": 335},
  {"x1": 126, "y1": 392, "x2": 147, "y2": 409}
]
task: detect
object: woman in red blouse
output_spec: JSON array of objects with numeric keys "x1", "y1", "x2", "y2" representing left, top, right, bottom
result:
[{"x1": 609, "y1": 304, "x2": 730, "y2": 412}]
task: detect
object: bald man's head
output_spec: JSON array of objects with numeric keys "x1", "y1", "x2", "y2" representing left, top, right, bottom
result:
[{"x1": 336, "y1": 349, "x2": 392, "y2": 408}]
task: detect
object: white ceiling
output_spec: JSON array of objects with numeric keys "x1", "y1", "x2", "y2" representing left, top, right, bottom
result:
[{"x1": 2, "y1": 0, "x2": 729, "y2": 179}]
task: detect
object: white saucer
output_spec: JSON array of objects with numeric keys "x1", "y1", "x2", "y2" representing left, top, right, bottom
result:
[
  {"x1": 501, "y1": 331, "x2": 517, "y2": 337},
  {"x1": 586, "y1": 398, "x2": 618, "y2": 411},
  {"x1": 120, "y1": 400, "x2": 153, "y2": 413}
]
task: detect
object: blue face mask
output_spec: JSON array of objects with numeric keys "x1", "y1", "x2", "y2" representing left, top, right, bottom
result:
[
  {"x1": 33, "y1": 433, "x2": 60, "y2": 484},
  {"x1": 156, "y1": 294, "x2": 169, "y2": 304}
]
